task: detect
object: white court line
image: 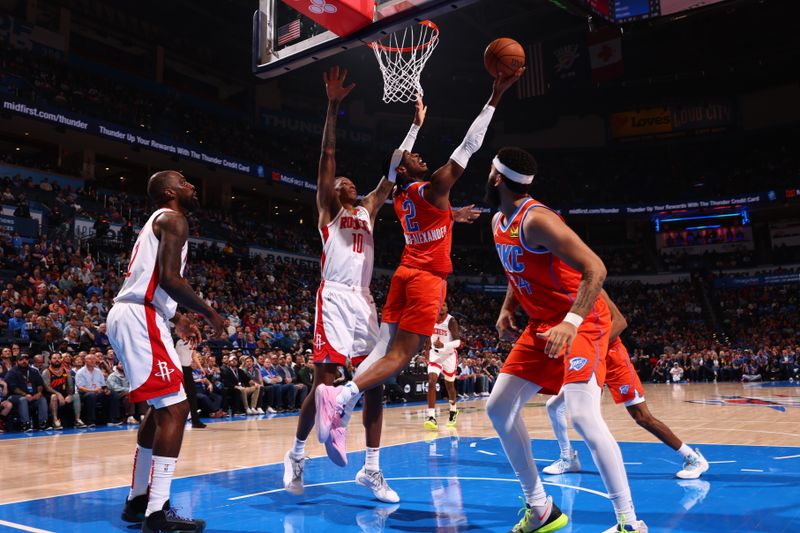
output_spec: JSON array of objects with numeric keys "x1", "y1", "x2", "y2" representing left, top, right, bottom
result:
[
  {"x1": 773, "y1": 454, "x2": 800, "y2": 460},
  {"x1": 469, "y1": 442, "x2": 477, "y2": 448},
  {"x1": 741, "y1": 469, "x2": 764, "y2": 472},
  {"x1": 534, "y1": 458, "x2": 556, "y2": 462},
  {"x1": 0, "y1": 519, "x2": 56, "y2": 533},
  {"x1": 228, "y1": 476, "x2": 611, "y2": 501},
  {"x1": 624, "y1": 462, "x2": 643, "y2": 465},
  {"x1": 477, "y1": 450, "x2": 497, "y2": 456},
  {"x1": 707, "y1": 460, "x2": 737, "y2": 464}
]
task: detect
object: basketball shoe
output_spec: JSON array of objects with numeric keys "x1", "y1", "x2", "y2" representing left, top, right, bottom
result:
[
  {"x1": 356, "y1": 467, "x2": 400, "y2": 503},
  {"x1": 121, "y1": 496, "x2": 169, "y2": 523},
  {"x1": 283, "y1": 451, "x2": 306, "y2": 495},
  {"x1": 675, "y1": 449, "x2": 709, "y2": 479},
  {"x1": 601, "y1": 520, "x2": 648, "y2": 533},
  {"x1": 446, "y1": 409, "x2": 459, "y2": 428},
  {"x1": 424, "y1": 416, "x2": 438, "y2": 430},
  {"x1": 510, "y1": 496, "x2": 568, "y2": 532},
  {"x1": 140, "y1": 508, "x2": 205, "y2": 532},
  {"x1": 542, "y1": 450, "x2": 581, "y2": 475}
]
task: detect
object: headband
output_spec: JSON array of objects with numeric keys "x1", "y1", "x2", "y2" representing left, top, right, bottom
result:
[
  {"x1": 493, "y1": 156, "x2": 534, "y2": 185},
  {"x1": 387, "y1": 149, "x2": 405, "y2": 184}
]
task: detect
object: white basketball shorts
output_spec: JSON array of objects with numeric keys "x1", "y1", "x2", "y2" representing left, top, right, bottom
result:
[
  {"x1": 313, "y1": 280, "x2": 379, "y2": 366},
  {"x1": 428, "y1": 349, "x2": 458, "y2": 382},
  {"x1": 107, "y1": 302, "x2": 186, "y2": 408}
]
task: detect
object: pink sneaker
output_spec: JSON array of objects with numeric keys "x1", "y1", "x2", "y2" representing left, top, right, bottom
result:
[
  {"x1": 315, "y1": 384, "x2": 341, "y2": 443},
  {"x1": 325, "y1": 423, "x2": 348, "y2": 467}
]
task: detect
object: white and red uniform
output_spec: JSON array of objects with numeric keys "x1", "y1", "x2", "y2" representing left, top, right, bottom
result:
[
  {"x1": 313, "y1": 206, "x2": 379, "y2": 366},
  {"x1": 427, "y1": 314, "x2": 458, "y2": 382},
  {"x1": 107, "y1": 208, "x2": 187, "y2": 408}
]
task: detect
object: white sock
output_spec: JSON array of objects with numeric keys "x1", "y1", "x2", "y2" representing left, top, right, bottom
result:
[
  {"x1": 449, "y1": 402, "x2": 457, "y2": 412},
  {"x1": 486, "y1": 374, "x2": 548, "y2": 511},
  {"x1": 128, "y1": 445, "x2": 152, "y2": 499},
  {"x1": 677, "y1": 443, "x2": 697, "y2": 459},
  {"x1": 291, "y1": 437, "x2": 306, "y2": 459},
  {"x1": 146, "y1": 455, "x2": 177, "y2": 516},
  {"x1": 564, "y1": 378, "x2": 637, "y2": 526},
  {"x1": 427, "y1": 408, "x2": 436, "y2": 418},
  {"x1": 546, "y1": 391, "x2": 572, "y2": 458},
  {"x1": 365, "y1": 447, "x2": 380, "y2": 472}
]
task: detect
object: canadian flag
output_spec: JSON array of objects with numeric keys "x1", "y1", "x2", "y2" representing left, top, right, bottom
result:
[{"x1": 588, "y1": 27, "x2": 623, "y2": 83}]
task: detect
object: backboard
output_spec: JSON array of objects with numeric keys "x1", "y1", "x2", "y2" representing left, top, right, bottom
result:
[{"x1": 252, "y1": 0, "x2": 478, "y2": 79}]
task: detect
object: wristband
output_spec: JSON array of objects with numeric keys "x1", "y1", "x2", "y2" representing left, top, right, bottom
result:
[{"x1": 563, "y1": 312, "x2": 583, "y2": 329}]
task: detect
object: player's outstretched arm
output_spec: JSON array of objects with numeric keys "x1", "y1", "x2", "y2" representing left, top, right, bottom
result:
[
  {"x1": 523, "y1": 209, "x2": 607, "y2": 358},
  {"x1": 154, "y1": 211, "x2": 224, "y2": 336},
  {"x1": 600, "y1": 289, "x2": 628, "y2": 342},
  {"x1": 362, "y1": 97, "x2": 427, "y2": 222},
  {"x1": 427, "y1": 68, "x2": 524, "y2": 208},
  {"x1": 317, "y1": 66, "x2": 354, "y2": 226},
  {"x1": 453, "y1": 204, "x2": 481, "y2": 224}
]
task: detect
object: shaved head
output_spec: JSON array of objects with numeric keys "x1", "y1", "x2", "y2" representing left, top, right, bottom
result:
[
  {"x1": 147, "y1": 170, "x2": 183, "y2": 204},
  {"x1": 147, "y1": 170, "x2": 198, "y2": 211}
]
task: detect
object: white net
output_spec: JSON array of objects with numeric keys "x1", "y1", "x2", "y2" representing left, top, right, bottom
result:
[{"x1": 369, "y1": 20, "x2": 440, "y2": 104}]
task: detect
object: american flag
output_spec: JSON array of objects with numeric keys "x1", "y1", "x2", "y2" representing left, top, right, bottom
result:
[
  {"x1": 517, "y1": 42, "x2": 546, "y2": 99},
  {"x1": 277, "y1": 19, "x2": 301, "y2": 46}
]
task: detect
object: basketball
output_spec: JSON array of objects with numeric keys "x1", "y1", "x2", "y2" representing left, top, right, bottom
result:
[{"x1": 484, "y1": 37, "x2": 525, "y2": 77}]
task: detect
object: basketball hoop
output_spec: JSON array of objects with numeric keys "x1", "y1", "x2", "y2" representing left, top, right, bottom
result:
[{"x1": 368, "y1": 20, "x2": 440, "y2": 104}]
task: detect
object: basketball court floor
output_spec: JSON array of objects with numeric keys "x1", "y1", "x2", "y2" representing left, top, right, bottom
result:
[{"x1": 1, "y1": 381, "x2": 799, "y2": 532}]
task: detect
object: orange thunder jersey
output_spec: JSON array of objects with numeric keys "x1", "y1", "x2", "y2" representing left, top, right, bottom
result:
[
  {"x1": 394, "y1": 181, "x2": 454, "y2": 274},
  {"x1": 492, "y1": 198, "x2": 610, "y2": 326}
]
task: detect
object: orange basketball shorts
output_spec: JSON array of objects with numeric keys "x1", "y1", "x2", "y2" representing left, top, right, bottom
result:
[
  {"x1": 381, "y1": 264, "x2": 447, "y2": 337},
  {"x1": 501, "y1": 315, "x2": 610, "y2": 395},
  {"x1": 605, "y1": 340, "x2": 645, "y2": 406}
]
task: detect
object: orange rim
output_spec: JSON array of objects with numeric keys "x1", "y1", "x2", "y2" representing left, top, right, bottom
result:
[{"x1": 368, "y1": 20, "x2": 439, "y2": 53}]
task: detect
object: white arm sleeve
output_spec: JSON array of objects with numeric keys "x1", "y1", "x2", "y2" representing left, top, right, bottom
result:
[
  {"x1": 450, "y1": 105, "x2": 496, "y2": 168},
  {"x1": 398, "y1": 124, "x2": 420, "y2": 152}
]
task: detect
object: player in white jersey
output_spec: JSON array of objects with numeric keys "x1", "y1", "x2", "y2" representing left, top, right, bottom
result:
[
  {"x1": 110, "y1": 170, "x2": 224, "y2": 533},
  {"x1": 283, "y1": 66, "x2": 425, "y2": 503},
  {"x1": 423, "y1": 301, "x2": 461, "y2": 430}
]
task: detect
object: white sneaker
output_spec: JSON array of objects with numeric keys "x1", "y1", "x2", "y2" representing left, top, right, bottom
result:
[
  {"x1": 676, "y1": 449, "x2": 709, "y2": 479},
  {"x1": 256, "y1": 408, "x2": 265, "y2": 415},
  {"x1": 602, "y1": 520, "x2": 648, "y2": 532},
  {"x1": 126, "y1": 416, "x2": 138, "y2": 425},
  {"x1": 355, "y1": 467, "x2": 400, "y2": 503},
  {"x1": 75, "y1": 419, "x2": 87, "y2": 428},
  {"x1": 542, "y1": 450, "x2": 581, "y2": 475},
  {"x1": 267, "y1": 407, "x2": 277, "y2": 414},
  {"x1": 246, "y1": 408, "x2": 256, "y2": 415},
  {"x1": 283, "y1": 450, "x2": 305, "y2": 496}
]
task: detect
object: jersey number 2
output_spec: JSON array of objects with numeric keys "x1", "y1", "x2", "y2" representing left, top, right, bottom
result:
[{"x1": 402, "y1": 199, "x2": 420, "y2": 233}]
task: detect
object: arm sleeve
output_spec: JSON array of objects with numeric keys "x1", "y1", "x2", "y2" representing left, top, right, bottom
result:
[
  {"x1": 398, "y1": 124, "x2": 421, "y2": 152},
  {"x1": 450, "y1": 105, "x2": 496, "y2": 168}
]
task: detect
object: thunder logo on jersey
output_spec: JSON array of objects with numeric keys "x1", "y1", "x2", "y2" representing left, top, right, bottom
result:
[{"x1": 495, "y1": 243, "x2": 532, "y2": 295}]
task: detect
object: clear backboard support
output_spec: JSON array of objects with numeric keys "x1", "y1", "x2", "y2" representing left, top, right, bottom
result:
[{"x1": 252, "y1": 0, "x2": 479, "y2": 79}]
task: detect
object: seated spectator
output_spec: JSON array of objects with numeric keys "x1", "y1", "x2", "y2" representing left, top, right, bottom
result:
[
  {"x1": 191, "y1": 359, "x2": 224, "y2": 418},
  {"x1": 262, "y1": 356, "x2": 295, "y2": 413},
  {"x1": 6, "y1": 353, "x2": 48, "y2": 431},
  {"x1": 278, "y1": 355, "x2": 307, "y2": 409},
  {"x1": 41, "y1": 352, "x2": 75, "y2": 429},
  {"x1": 240, "y1": 355, "x2": 264, "y2": 415},
  {"x1": 8, "y1": 309, "x2": 29, "y2": 340},
  {"x1": 75, "y1": 353, "x2": 117, "y2": 427},
  {"x1": 456, "y1": 360, "x2": 475, "y2": 398},
  {"x1": 295, "y1": 354, "x2": 313, "y2": 390},
  {"x1": 220, "y1": 354, "x2": 249, "y2": 416},
  {"x1": 94, "y1": 323, "x2": 111, "y2": 351},
  {"x1": 741, "y1": 362, "x2": 762, "y2": 382},
  {"x1": 0, "y1": 376, "x2": 12, "y2": 432},
  {"x1": 107, "y1": 361, "x2": 146, "y2": 424}
]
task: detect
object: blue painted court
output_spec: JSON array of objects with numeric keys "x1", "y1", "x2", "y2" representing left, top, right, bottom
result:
[{"x1": 1, "y1": 435, "x2": 799, "y2": 532}]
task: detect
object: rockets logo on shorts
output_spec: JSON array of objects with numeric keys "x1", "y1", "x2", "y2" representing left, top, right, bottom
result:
[
  {"x1": 154, "y1": 361, "x2": 175, "y2": 382},
  {"x1": 619, "y1": 385, "x2": 630, "y2": 395},
  {"x1": 568, "y1": 357, "x2": 588, "y2": 372},
  {"x1": 314, "y1": 333, "x2": 325, "y2": 351}
]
